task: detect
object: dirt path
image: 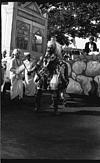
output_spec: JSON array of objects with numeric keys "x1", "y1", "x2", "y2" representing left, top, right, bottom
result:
[{"x1": 1, "y1": 102, "x2": 100, "y2": 159}]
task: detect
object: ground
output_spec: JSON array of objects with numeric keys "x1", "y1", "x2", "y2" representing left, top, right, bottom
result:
[{"x1": 1, "y1": 93, "x2": 100, "y2": 160}]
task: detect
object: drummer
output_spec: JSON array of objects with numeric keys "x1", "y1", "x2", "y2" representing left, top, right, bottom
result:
[{"x1": 23, "y1": 52, "x2": 37, "y2": 96}]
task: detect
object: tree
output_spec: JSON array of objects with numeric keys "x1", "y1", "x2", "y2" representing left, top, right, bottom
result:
[{"x1": 39, "y1": 1, "x2": 100, "y2": 45}]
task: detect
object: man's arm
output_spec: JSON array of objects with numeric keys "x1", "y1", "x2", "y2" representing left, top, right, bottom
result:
[
  {"x1": 94, "y1": 42, "x2": 98, "y2": 51},
  {"x1": 84, "y1": 42, "x2": 89, "y2": 54},
  {"x1": 10, "y1": 59, "x2": 17, "y2": 74}
]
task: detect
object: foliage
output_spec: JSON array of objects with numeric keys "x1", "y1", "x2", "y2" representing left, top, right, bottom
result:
[{"x1": 39, "y1": 1, "x2": 100, "y2": 45}]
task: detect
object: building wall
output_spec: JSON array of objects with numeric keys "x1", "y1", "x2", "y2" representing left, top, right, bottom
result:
[
  {"x1": 1, "y1": 2, "x2": 48, "y2": 59},
  {"x1": 1, "y1": 3, "x2": 14, "y2": 56}
]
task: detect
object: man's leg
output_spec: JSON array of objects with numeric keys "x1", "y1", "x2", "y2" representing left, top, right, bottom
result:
[
  {"x1": 52, "y1": 89, "x2": 61, "y2": 115},
  {"x1": 34, "y1": 88, "x2": 42, "y2": 112}
]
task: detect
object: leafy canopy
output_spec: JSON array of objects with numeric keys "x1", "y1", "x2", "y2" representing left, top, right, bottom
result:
[{"x1": 39, "y1": 1, "x2": 100, "y2": 45}]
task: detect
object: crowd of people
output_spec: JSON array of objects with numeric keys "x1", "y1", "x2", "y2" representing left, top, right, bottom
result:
[{"x1": 1, "y1": 35, "x2": 99, "y2": 114}]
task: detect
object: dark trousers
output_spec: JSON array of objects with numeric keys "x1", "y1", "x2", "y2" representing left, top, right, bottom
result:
[{"x1": 34, "y1": 89, "x2": 42, "y2": 111}]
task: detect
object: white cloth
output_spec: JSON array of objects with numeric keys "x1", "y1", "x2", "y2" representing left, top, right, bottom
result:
[
  {"x1": 10, "y1": 58, "x2": 24, "y2": 100},
  {"x1": 89, "y1": 43, "x2": 94, "y2": 52},
  {"x1": 10, "y1": 79, "x2": 23, "y2": 100},
  {"x1": 23, "y1": 59, "x2": 37, "y2": 96},
  {"x1": 50, "y1": 74, "x2": 59, "y2": 90}
]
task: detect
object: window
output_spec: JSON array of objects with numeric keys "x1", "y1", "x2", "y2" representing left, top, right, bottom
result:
[
  {"x1": 32, "y1": 28, "x2": 43, "y2": 53},
  {"x1": 16, "y1": 20, "x2": 30, "y2": 50}
]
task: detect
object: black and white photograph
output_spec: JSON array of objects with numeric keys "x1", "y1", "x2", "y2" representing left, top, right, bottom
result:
[{"x1": 1, "y1": 0, "x2": 100, "y2": 161}]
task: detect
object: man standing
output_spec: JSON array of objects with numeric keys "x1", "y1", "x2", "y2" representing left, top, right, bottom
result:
[
  {"x1": 1, "y1": 50, "x2": 7, "y2": 92},
  {"x1": 23, "y1": 52, "x2": 37, "y2": 96},
  {"x1": 1, "y1": 50, "x2": 12, "y2": 95},
  {"x1": 84, "y1": 36, "x2": 98, "y2": 54},
  {"x1": 10, "y1": 49, "x2": 24, "y2": 100}
]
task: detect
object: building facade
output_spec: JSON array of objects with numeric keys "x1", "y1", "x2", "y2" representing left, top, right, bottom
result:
[{"x1": 2, "y1": 2, "x2": 48, "y2": 59}]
